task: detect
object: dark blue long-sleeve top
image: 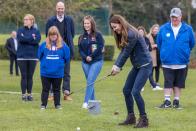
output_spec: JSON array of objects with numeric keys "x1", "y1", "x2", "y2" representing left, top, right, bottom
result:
[
  {"x1": 115, "y1": 29, "x2": 152, "y2": 68},
  {"x1": 45, "y1": 15, "x2": 75, "y2": 58},
  {"x1": 17, "y1": 26, "x2": 41, "y2": 60},
  {"x1": 78, "y1": 31, "x2": 104, "y2": 64}
]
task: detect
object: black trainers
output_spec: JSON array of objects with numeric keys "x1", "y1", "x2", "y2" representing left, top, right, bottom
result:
[
  {"x1": 55, "y1": 105, "x2": 62, "y2": 109},
  {"x1": 40, "y1": 105, "x2": 46, "y2": 110},
  {"x1": 27, "y1": 95, "x2": 33, "y2": 101},
  {"x1": 22, "y1": 95, "x2": 27, "y2": 101},
  {"x1": 158, "y1": 100, "x2": 172, "y2": 108},
  {"x1": 173, "y1": 99, "x2": 181, "y2": 109}
]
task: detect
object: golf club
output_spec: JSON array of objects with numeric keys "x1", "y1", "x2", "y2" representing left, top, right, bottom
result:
[{"x1": 68, "y1": 73, "x2": 112, "y2": 96}]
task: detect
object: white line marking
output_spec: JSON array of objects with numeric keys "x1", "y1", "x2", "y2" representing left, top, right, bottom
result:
[{"x1": 0, "y1": 91, "x2": 39, "y2": 95}]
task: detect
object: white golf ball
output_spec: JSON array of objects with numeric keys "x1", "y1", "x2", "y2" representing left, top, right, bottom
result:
[{"x1": 76, "y1": 127, "x2": 80, "y2": 130}]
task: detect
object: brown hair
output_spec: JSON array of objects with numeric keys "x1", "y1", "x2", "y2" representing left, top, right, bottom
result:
[
  {"x1": 109, "y1": 14, "x2": 139, "y2": 49},
  {"x1": 46, "y1": 26, "x2": 63, "y2": 49},
  {"x1": 137, "y1": 26, "x2": 147, "y2": 36},
  {"x1": 83, "y1": 15, "x2": 97, "y2": 37}
]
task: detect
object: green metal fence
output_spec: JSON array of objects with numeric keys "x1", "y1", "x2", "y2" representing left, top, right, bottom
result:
[{"x1": 0, "y1": 7, "x2": 110, "y2": 35}]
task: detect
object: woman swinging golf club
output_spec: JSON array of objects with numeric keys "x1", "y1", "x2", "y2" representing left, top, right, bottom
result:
[{"x1": 109, "y1": 14, "x2": 152, "y2": 128}]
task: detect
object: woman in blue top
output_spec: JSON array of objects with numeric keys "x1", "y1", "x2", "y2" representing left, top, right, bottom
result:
[
  {"x1": 78, "y1": 15, "x2": 104, "y2": 109},
  {"x1": 109, "y1": 15, "x2": 152, "y2": 128},
  {"x1": 17, "y1": 14, "x2": 41, "y2": 101},
  {"x1": 38, "y1": 26, "x2": 70, "y2": 109}
]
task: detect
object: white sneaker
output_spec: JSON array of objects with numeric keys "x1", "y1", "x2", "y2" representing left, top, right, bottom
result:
[
  {"x1": 82, "y1": 103, "x2": 88, "y2": 109},
  {"x1": 141, "y1": 87, "x2": 144, "y2": 92},
  {"x1": 40, "y1": 105, "x2": 46, "y2": 110},
  {"x1": 153, "y1": 85, "x2": 163, "y2": 91}
]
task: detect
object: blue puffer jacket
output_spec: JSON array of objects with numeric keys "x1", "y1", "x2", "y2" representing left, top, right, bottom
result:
[
  {"x1": 115, "y1": 29, "x2": 152, "y2": 68},
  {"x1": 157, "y1": 22, "x2": 195, "y2": 65},
  {"x1": 38, "y1": 42, "x2": 70, "y2": 78},
  {"x1": 17, "y1": 26, "x2": 41, "y2": 59}
]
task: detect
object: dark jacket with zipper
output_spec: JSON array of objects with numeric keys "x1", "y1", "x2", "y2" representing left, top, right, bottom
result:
[
  {"x1": 115, "y1": 30, "x2": 152, "y2": 68},
  {"x1": 5, "y1": 37, "x2": 17, "y2": 56},
  {"x1": 78, "y1": 31, "x2": 104, "y2": 64},
  {"x1": 17, "y1": 26, "x2": 41, "y2": 59},
  {"x1": 45, "y1": 15, "x2": 75, "y2": 58},
  {"x1": 144, "y1": 36, "x2": 152, "y2": 52}
]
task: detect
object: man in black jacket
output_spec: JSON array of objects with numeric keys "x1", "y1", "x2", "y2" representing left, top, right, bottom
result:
[
  {"x1": 5, "y1": 31, "x2": 19, "y2": 76},
  {"x1": 45, "y1": 1, "x2": 75, "y2": 100}
]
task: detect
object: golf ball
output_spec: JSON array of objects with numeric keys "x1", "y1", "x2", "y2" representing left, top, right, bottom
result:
[{"x1": 76, "y1": 127, "x2": 80, "y2": 131}]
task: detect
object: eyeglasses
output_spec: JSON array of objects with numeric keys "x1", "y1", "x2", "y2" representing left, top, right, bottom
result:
[{"x1": 49, "y1": 33, "x2": 58, "y2": 36}]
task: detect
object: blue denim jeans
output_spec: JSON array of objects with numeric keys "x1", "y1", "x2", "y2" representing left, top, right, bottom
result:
[
  {"x1": 82, "y1": 60, "x2": 103, "y2": 103},
  {"x1": 123, "y1": 63, "x2": 152, "y2": 116}
]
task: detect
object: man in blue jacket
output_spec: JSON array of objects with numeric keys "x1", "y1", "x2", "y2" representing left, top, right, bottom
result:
[
  {"x1": 157, "y1": 7, "x2": 195, "y2": 109},
  {"x1": 45, "y1": 1, "x2": 75, "y2": 101}
]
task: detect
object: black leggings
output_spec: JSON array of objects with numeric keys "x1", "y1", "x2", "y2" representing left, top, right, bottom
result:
[
  {"x1": 154, "y1": 50, "x2": 161, "y2": 83},
  {"x1": 18, "y1": 60, "x2": 37, "y2": 94},
  {"x1": 152, "y1": 66, "x2": 160, "y2": 83},
  {"x1": 41, "y1": 76, "x2": 62, "y2": 106}
]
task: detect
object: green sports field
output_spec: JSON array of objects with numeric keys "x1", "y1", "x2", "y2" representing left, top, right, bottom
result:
[{"x1": 0, "y1": 60, "x2": 196, "y2": 131}]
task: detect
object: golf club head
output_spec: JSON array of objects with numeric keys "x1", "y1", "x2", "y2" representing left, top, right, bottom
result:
[{"x1": 68, "y1": 92, "x2": 74, "y2": 96}]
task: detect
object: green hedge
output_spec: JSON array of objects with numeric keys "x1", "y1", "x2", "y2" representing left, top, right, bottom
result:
[
  {"x1": 0, "y1": 45, "x2": 115, "y2": 61},
  {"x1": 0, "y1": 45, "x2": 8, "y2": 59}
]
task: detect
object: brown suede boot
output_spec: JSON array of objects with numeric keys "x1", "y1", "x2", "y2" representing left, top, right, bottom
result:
[
  {"x1": 64, "y1": 94, "x2": 72, "y2": 101},
  {"x1": 134, "y1": 115, "x2": 149, "y2": 128},
  {"x1": 118, "y1": 113, "x2": 136, "y2": 125}
]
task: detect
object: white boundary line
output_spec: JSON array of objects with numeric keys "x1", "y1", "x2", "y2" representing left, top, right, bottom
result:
[{"x1": 0, "y1": 91, "x2": 39, "y2": 95}]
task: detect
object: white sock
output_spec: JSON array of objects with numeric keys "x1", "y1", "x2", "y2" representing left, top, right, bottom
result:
[
  {"x1": 164, "y1": 95, "x2": 171, "y2": 101},
  {"x1": 174, "y1": 97, "x2": 179, "y2": 100}
]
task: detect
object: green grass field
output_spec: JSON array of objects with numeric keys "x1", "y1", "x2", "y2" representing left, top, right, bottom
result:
[{"x1": 0, "y1": 60, "x2": 196, "y2": 131}]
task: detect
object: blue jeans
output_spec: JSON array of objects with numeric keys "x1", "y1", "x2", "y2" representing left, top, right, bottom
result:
[
  {"x1": 123, "y1": 63, "x2": 152, "y2": 116},
  {"x1": 82, "y1": 60, "x2": 103, "y2": 103}
]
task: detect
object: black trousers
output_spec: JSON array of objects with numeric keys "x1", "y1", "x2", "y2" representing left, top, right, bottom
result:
[
  {"x1": 41, "y1": 76, "x2": 62, "y2": 106},
  {"x1": 62, "y1": 61, "x2": 71, "y2": 93},
  {"x1": 18, "y1": 60, "x2": 37, "y2": 94},
  {"x1": 9, "y1": 55, "x2": 19, "y2": 75},
  {"x1": 49, "y1": 61, "x2": 70, "y2": 94},
  {"x1": 154, "y1": 50, "x2": 161, "y2": 83}
]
